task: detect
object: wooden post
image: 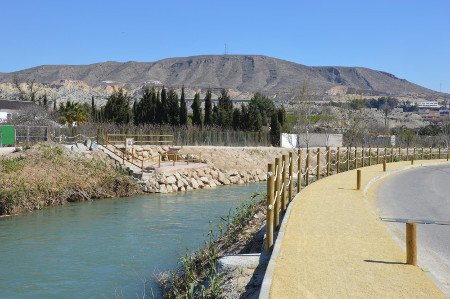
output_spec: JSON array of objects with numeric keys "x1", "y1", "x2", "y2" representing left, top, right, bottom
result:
[
  {"x1": 141, "y1": 160, "x2": 144, "y2": 173},
  {"x1": 391, "y1": 146, "x2": 394, "y2": 163},
  {"x1": 306, "y1": 150, "x2": 310, "y2": 186},
  {"x1": 158, "y1": 155, "x2": 161, "y2": 168},
  {"x1": 274, "y1": 158, "x2": 281, "y2": 228},
  {"x1": 356, "y1": 170, "x2": 361, "y2": 190},
  {"x1": 297, "y1": 149, "x2": 302, "y2": 193},
  {"x1": 413, "y1": 147, "x2": 416, "y2": 161},
  {"x1": 355, "y1": 146, "x2": 358, "y2": 169},
  {"x1": 362, "y1": 146, "x2": 365, "y2": 167},
  {"x1": 131, "y1": 148, "x2": 134, "y2": 164},
  {"x1": 316, "y1": 149, "x2": 321, "y2": 180},
  {"x1": 326, "y1": 147, "x2": 331, "y2": 176},
  {"x1": 266, "y1": 163, "x2": 274, "y2": 251},
  {"x1": 377, "y1": 146, "x2": 380, "y2": 164},
  {"x1": 439, "y1": 147, "x2": 441, "y2": 159},
  {"x1": 448, "y1": 147, "x2": 449, "y2": 161},
  {"x1": 369, "y1": 146, "x2": 372, "y2": 166},
  {"x1": 337, "y1": 147, "x2": 341, "y2": 174},
  {"x1": 398, "y1": 146, "x2": 401, "y2": 161},
  {"x1": 347, "y1": 146, "x2": 350, "y2": 171},
  {"x1": 289, "y1": 152, "x2": 294, "y2": 202},
  {"x1": 406, "y1": 223, "x2": 417, "y2": 266},
  {"x1": 429, "y1": 147, "x2": 432, "y2": 160},
  {"x1": 421, "y1": 147, "x2": 424, "y2": 160},
  {"x1": 406, "y1": 147, "x2": 409, "y2": 161},
  {"x1": 281, "y1": 155, "x2": 288, "y2": 212},
  {"x1": 383, "y1": 153, "x2": 387, "y2": 172}
]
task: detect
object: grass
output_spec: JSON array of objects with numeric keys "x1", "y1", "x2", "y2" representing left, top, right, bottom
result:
[
  {"x1": 156, "y1": 192, "x2": 264, "y2": 299},
  {"x1": 0, "y1": 142, "x2": 140, "y2": 215}
]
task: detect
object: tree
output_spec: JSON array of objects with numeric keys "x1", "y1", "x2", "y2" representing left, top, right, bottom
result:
[
  {"x1": 211, "y1": 104, "x2": 219, "y2": 126},
  {"x1": 249, "y1": 92, "x2": 275, "y2": 125},
  {"x1": 160, "y1": 86, "x2": 169, "y2": 123},
  {"x1": 167, "y1": 89, "x2": 179, "y2": 126},
  {"x1": 217, "y1": 89, "x2": 233, "y2": 128},
  {"x1": 13, "y1": 76, "x2": 44, "y2": 102},
  {"x1": 204, "y1": 89, "x2": 212, "y2": 126},
  {"x1": 91, "y1": 96, "x2": 96, "y2": 121},
  {"x1": 58, "y1": 101, "x2": 88, "y2": 127},
  {"x1": 191, "y1": 92, "x2": 202, "y2": 127},
  {"x1": 270, "y1": 113, "x2": 281, "y2": 146},
  {"x1": 179, "y1": 86, "x2": 188, "y2": 126},
  {"x1": 248, "y1": 103, "x2": 263, "y2": 131},
  {"x1": 277, "y1": 105, "x2": 286, "y2": 127},
  {"x1": 104, "y1": 88, "x2": 132, "y2": 124},
  {"x1": 232, "y1": 108, "x2": 241, "y2": 130},
  {"x1": 240, "y1": 105, "x2": 250, "y2": 131}
]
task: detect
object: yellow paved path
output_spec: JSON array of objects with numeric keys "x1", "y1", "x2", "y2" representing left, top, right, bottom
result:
[{"x1": 269, "y1": 160, "x2": 448, "y2": 298}]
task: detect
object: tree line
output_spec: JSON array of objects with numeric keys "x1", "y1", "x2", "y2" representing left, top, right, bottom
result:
[{"x1": 87, "y1": 87, "x2": 286, "y2": 145}]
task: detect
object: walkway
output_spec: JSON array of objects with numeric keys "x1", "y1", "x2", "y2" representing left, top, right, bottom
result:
[{"x1": 264, "y1": 160, "x2": 449, "y2": 298}]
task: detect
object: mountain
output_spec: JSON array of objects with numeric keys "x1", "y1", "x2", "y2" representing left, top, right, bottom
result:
[{"x1": 0, "y1": 55, "x2": 447, "y2": 102}]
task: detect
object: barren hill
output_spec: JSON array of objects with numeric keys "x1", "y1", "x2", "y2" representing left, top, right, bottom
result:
[{"x1": 0, "y1": 55, "x2": 447, "y2": 102}]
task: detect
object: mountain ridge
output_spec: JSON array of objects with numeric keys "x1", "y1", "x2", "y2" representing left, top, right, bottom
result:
[{"x1": 0, "y1": 55, "x2": 447, "y2": 101}]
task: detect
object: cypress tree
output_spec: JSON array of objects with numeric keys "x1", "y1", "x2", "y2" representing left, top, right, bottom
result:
[
  {"x1": 179, "y1": 86, "x2": 188, "y2": 126},
  {"x1": 277, "y1": 105, "x2": 286, "y2": 127},
  {"x1": 232, "y1": 108, "x2": 241, "y2": 130},
  {"x1": 204, "y1": 89, "x2": 212, "y2": 126},
  {"x1": 161, "y1": 86, "x2": 168, "y2": 124},
  {"x1": 167, "y1": 89, "x2": 179, "y2": 126},
  {"x1": 91, "y1": 96, "x2": 96, "y2": 121},
  {"x1": 240, "y1": 105, "x2": 249, "y2": 131},
  {"x1": 155, "y1": 89, "x2": 163, "y2": 124},
  {"x1": 248, "y1": 103, "x2": 263, "y2": 131},
  {"x1": 191, "y1": 92, "x2": 202, "y2": 127},
  {"x1": 217, "y1": 89, "x2": 233, "y2": 128},
  {"x1": 270, "y1": 113, "x2": 281, "y2": 146},
  {"x1": 211, "y1": 104, "x2": 219, "y2": 126}
]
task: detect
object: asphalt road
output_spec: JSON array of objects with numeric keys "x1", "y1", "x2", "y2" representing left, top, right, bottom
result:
[{"x1": 377, "y1": 164, "x2": 450, "y2": 294}]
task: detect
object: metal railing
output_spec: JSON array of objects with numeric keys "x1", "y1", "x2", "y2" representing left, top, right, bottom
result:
[{"x1": 265, "y1": 146, "x2": 450, "y2": 251}]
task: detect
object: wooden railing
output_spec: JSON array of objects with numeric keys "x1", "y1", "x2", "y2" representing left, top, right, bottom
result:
[
  {"x1": 265, "y1": 146, "x2": 450, "y2": 251},
  {"x1": 105, "y1": 133, "x2": 174, "y2": 146}
]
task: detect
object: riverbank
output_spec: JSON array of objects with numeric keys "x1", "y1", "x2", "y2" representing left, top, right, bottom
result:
[
  {"x1": 0, "y1": 143, "x2": 140, "y2": 215},
  {"x1": 156, "y1": 193, "x2": 269, "y2": 298},
  {"x1": 139, "y1": 146, "x2": 292, "y2": 194}
]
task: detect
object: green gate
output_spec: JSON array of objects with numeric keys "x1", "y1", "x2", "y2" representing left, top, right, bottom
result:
[{"x1": 0, "y1": 125, "x2": 15, "y2": 146}]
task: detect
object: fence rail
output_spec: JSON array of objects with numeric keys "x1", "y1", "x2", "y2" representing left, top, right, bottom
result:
[{"x1": 265, "y1": 145, "x2": 450, "y2": 251}]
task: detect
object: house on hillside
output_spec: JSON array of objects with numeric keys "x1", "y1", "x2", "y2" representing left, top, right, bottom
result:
[{"x1": 0, "y1": 100, "x2": 38, "y2": 123}]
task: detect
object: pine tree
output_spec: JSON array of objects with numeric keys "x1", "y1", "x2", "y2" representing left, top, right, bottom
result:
[
  {"x1": 179, "y1": 86, "x2": 188, "y2": 126},
  {"x1": 277, "y1": 105, "x2": 286, "y2": 127},
  {"x1": 204, "y1": 89, "x2": 212, "y2": 126},
  {"x1": 167, "y1": 89, "x2": 179, "y2": 126},
  {"x1": 270, "y1": 113, "x2": 281, "y2": 146},
  {"x1": 217, "y1": 89, "x2": 233, "y2": 128},
  {"x1": 232, "y1": 108, "x2": 241, "y2": 130},
  {"x1": 191, "y1": 92, "x2": 202, "y2": 127}
]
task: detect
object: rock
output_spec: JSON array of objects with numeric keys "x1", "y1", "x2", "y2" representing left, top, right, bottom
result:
[
  {"x1": 142, "y1": 151, "x2": 150, "y2": 158},
  {"x1": 199, "y1": 176, "x2": 209, "y2": 184},
  {"x1": 159, "y1": 184, "x2": 168, "y2": 194},
  {"x1": 166, "y1": 175, "x2": 177, "y2": 185},
  {"x1": 210, "y1": 170, "x2": 218, "y2": 179},
  {"x1": 186, "y1": 186, "x2": 193, "y2": 191},
  {"x1": 258, "y1": 173, "x2": 266, "y2": 181},
  {"x1": 209, "y1": 181, "x2": 217, "y2": 188},
  {"x1": 238, "y1": 179, "x2": 245, "y2": 185},
  {"x1": 229, "y1": 175, "x2": 239, "y2": 184},
  {"x1": 197, "y1": 169, "x2": 205, "y2": 177},
  {"x1": 223, "y1": 178, "x2": 231, "y2": 185},
  {"x1": 218, "y1": 172, "x2": 227, "y2": 184},
  {"x1": 179, "y1": 186, "x2": 185, "y2": 191},
  {"x1": 190, "y1": 178, "x2": 199, "y2": 189},
  {"x1": 202, "y1": 184, "x2": 211, "y2": 189},
  {"x1": 166, "y1": 184, "x2": 173, "y2": 193},
  {"x1": 177, "y1": 180, "x2": 184, "y2": 188}
]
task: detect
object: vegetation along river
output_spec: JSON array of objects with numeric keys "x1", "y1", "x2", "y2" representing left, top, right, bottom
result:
[{"x1": 0, "y1": 183, "x2": 265, "y2": 298}]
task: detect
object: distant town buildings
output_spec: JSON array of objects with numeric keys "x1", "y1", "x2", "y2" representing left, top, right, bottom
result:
[{"x1": 0, "y1": 100, "x2": 37, "y2": 123}]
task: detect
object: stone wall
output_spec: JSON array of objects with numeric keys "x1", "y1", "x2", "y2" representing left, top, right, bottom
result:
[{"x1": 139, "y1": 166, "x2": 267, "y2": 193}]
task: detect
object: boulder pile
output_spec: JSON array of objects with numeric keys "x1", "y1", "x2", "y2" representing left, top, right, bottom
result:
[{"x1": 139, "y1": 166, "x2": 267, "y2": 193}]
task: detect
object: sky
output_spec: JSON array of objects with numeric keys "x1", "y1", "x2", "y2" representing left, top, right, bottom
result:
[{"x1": 1, "y1": 0, "x2": 449, "y2": 93}]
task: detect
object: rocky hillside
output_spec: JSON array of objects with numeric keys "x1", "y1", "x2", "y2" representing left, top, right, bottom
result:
[{"x1": 0, "y1": 55, "x2": 447, "y2": 103}]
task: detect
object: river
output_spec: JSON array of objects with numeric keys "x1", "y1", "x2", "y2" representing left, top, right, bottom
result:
[{"x1": 0, "y1": 183, "x2": 264, "y2": 298}]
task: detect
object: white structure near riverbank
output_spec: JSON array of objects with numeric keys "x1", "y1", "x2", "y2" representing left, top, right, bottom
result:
[{"x1": 280, "y1": 133, "x2": 343, "y2": 148}]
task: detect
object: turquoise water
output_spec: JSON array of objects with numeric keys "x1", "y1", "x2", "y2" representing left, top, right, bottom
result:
[{"x1": 0, "y1": 183, "x2": 264, "y2": 298}]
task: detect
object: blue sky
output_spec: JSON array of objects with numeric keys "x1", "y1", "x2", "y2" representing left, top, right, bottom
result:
[{"x1": 1, "y1": 0, "x2": 449, "y2": 92}]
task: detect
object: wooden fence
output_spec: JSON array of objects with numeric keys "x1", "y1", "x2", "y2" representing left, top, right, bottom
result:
[{"x1": 265, "y1": 146, "x2": 450, "y2": 250}]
